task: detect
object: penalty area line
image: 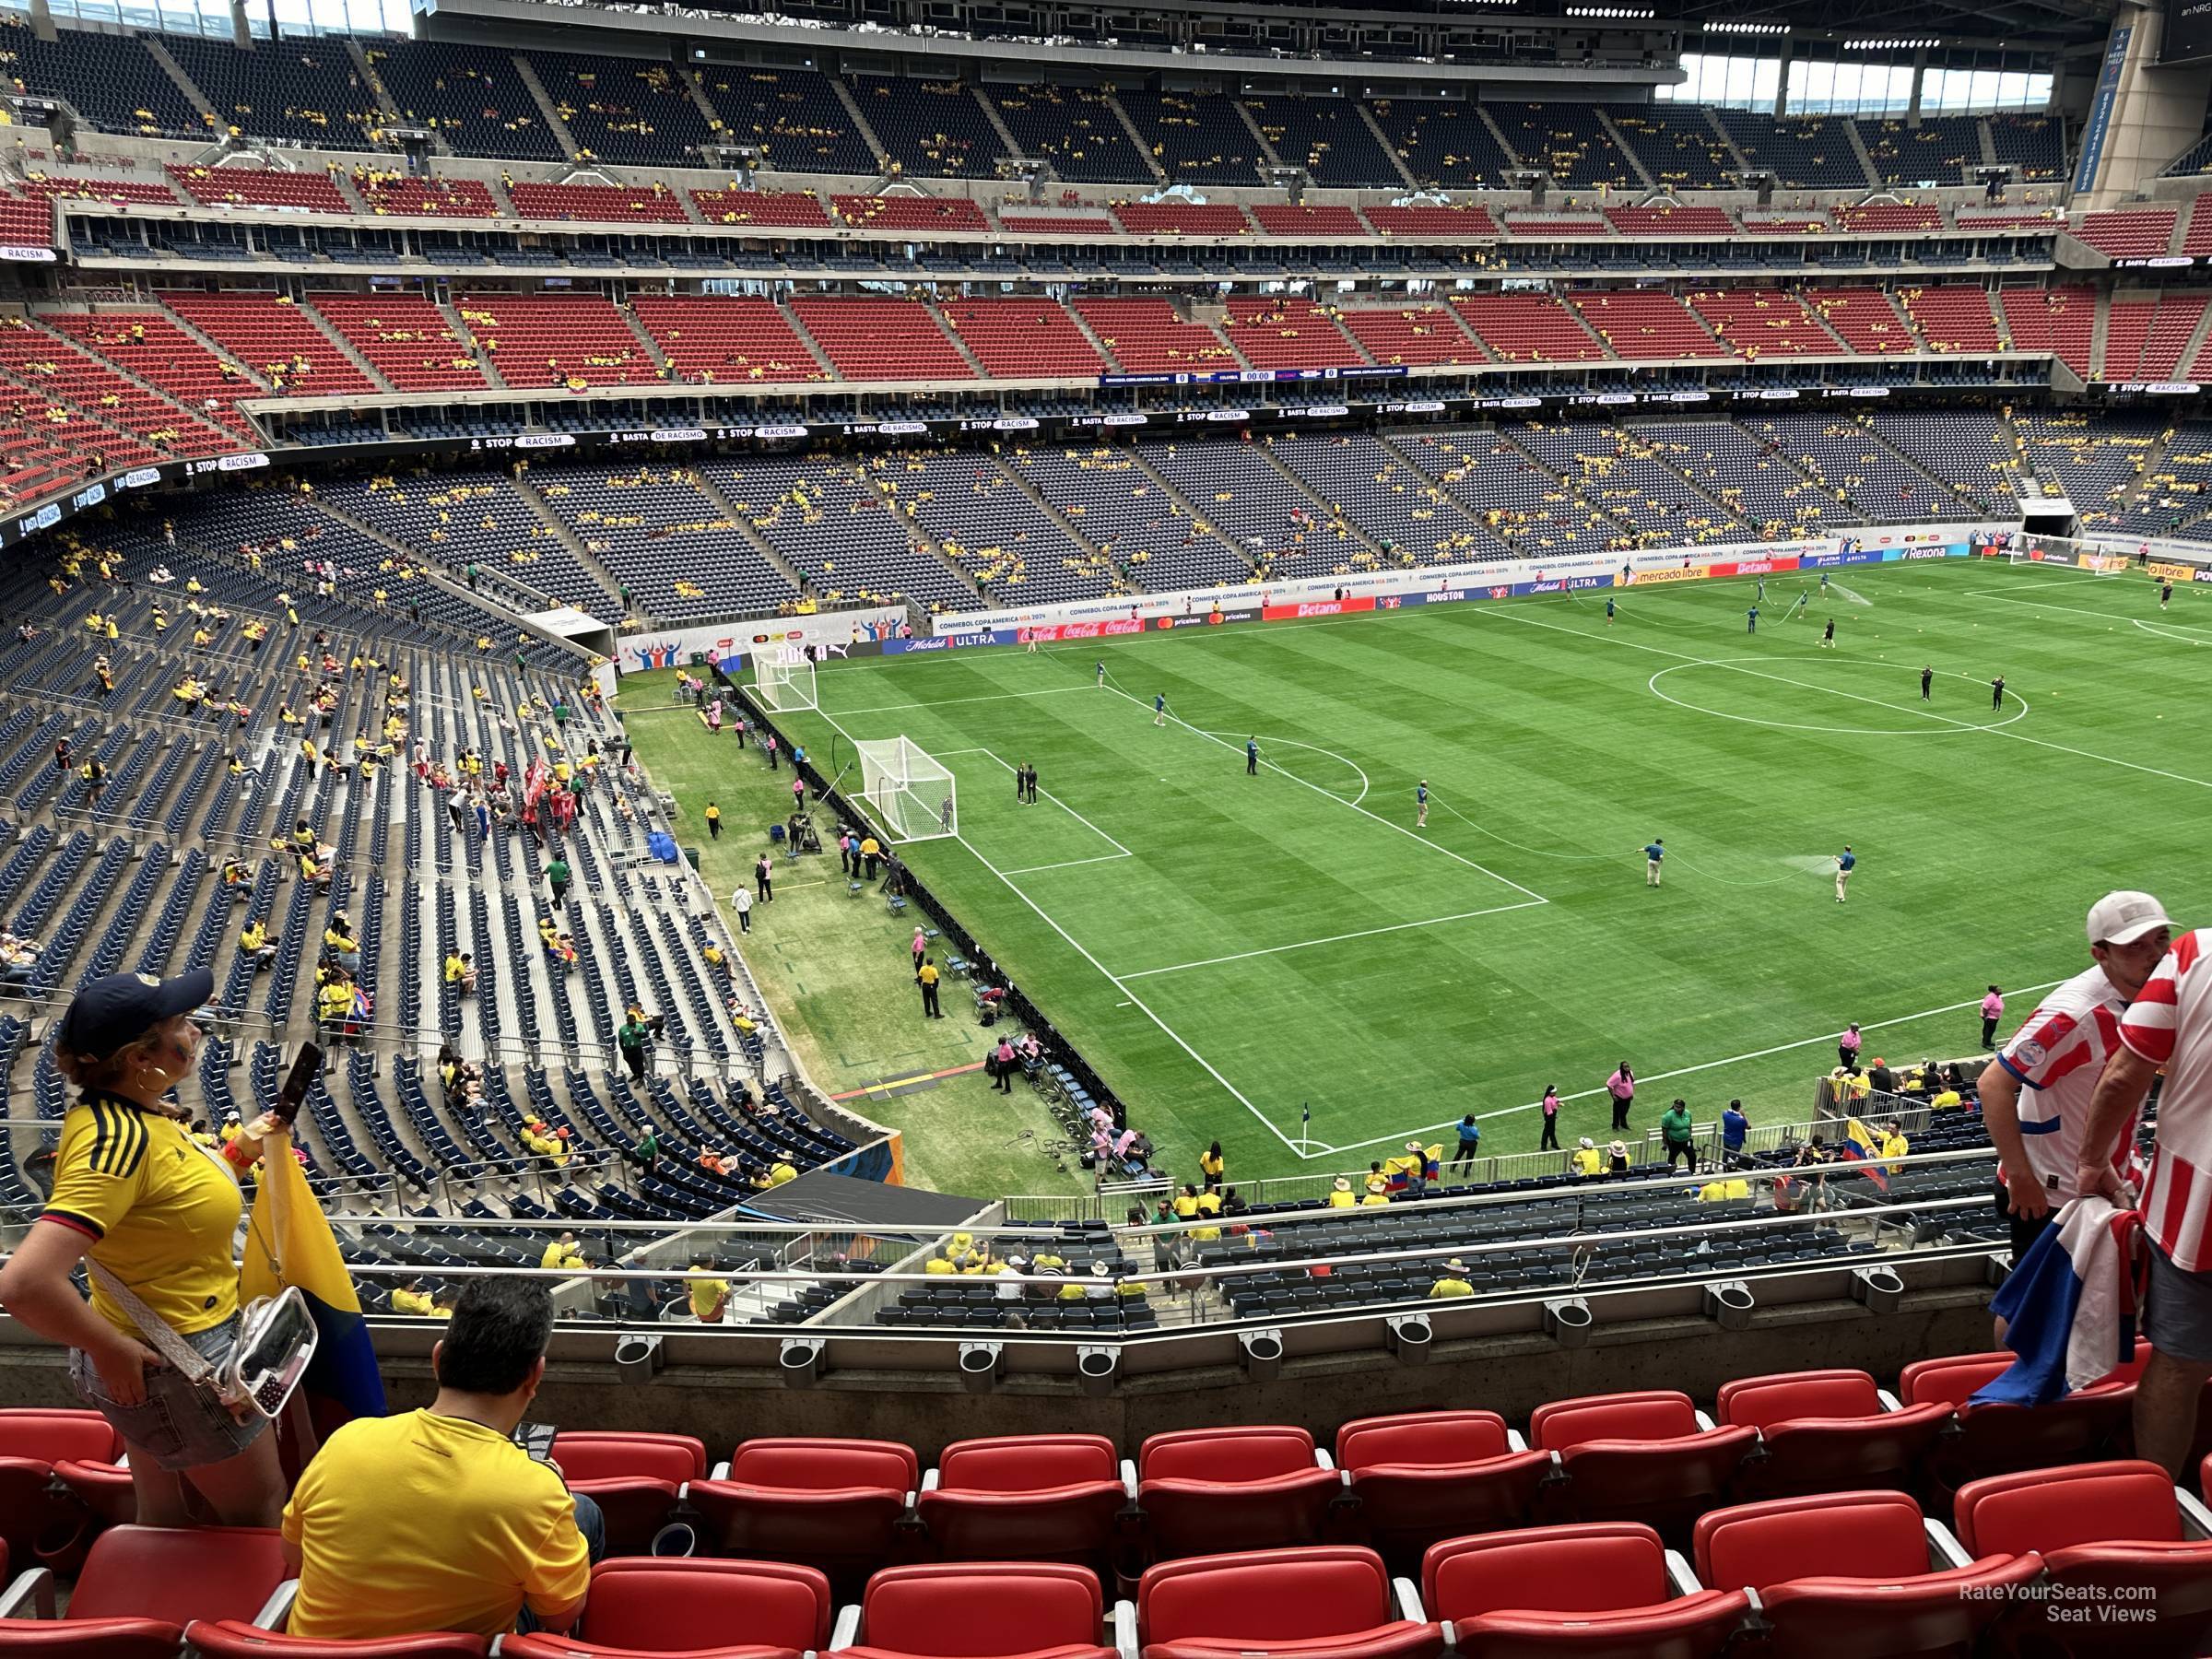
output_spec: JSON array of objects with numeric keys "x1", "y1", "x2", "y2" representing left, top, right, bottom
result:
[{"x1": 1119, "y1": 898, "x2": 1548, "y2": 980}]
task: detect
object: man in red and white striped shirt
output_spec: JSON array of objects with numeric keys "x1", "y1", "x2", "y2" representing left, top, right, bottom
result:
[{"x1": 2082, "y1": 918, "x2": 2212, "y2": 1476}]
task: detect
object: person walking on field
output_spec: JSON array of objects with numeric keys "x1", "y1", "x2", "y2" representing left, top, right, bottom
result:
[
  {"x1": 1922, "y1": 665, "x2": 1934, "y2": 700},
  {"x1": 917, "y1": 958, "x2": 942, "y2": 1019},
  {"x1": 1835, "y1": 845, "x2": 1855, "y2": 903},
  {"x1": 1839, "y1": 1022, "x2": 1863, "y2": 1070},
  {"x1": 1245, "y1": 736, "x2": 1259, "y2": 776},
  {"x1": 1453, "y1": 1113, "x2": 1482, "y2": 1171},
  {"x1": 911, "y1": 926, "x2": 927, "y2": 974},
  {"x1": 1661, "y1": 1099, "x2": 1698, "y2": 1172},
  {"x1": 704, "y1": 801, "x2": 722, "y2": 841},
  {"x1": 1981, "y1": 984, "x2": 2004, "y2": 1048},
  {"x1": 1642, "y1": 838, "x2": 1665, "y2": 888},
  {"x1": 1606, "y1": 1063, "x2": 1636, "y2": 1133},
  {"x1": 754, "y1": 853, "x2": 774, "y2": 904},
  {"x1": 1992, "y1": 675, "x2": 2006, "y2": 712},
  {"x1": 1417, "y1": 781, "x2": 1429, "y2": 828},
  {"x1": 1154, "y1": 692, "x2": 1166, "y2": 726},
  {"x1": 1821, "y1": 618, "x2": 1836, "y2": 650},
  {"x1": 1539, "y1": 1085, "x2": 1561, "y2": 1152},
  {"x1": 731, "y1": 885, "x2": 751, "y2": 934}
]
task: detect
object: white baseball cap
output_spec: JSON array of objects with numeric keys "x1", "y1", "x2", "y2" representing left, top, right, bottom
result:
[{"x1": 2088, "y1": 890, "x2": 2174, "y2": 947}]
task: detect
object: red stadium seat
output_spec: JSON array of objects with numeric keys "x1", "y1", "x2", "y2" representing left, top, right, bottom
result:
[
  {"x1": 1525, "y1": 1391, "x2": 1756, "y2": 1545},
  {"x1": 1136, "y1": 1546, "x2": 1441, "y2": 1659},
  {"x1": 548, "y1": 1432, "x2": 706, "y2": 1554},
  {"x1": 1956, "y1": 1460, "x2": 2212, "y2": 1657},
  {"x1": 1900, "y1": 1350, "x2": 2136, "y2": 1494},
  {"x1": 0, "y1": 1524, "x2": 288, "y2": 1658},
  {"x1": 501, "y1": 1558, "x2": 832, "y2": 1659},
  {"x1": 1334, "y1": 1412, "x2": 1549, "y2": 1572},
  {"x1": 0, "y1": 1410, "x2": 124, "y2": 1565},
  {"x1": 1421, "y1": 1524, "x2": 1748, "y2": 1659},
  {"x1": 837, "y1": 1562, "x2": 1112, "y2": 1659},
  {"x1": 1714, "y1": 1370, "x2": 1953, "y2": 1497},
  {"x1": 1135, "y1": 1428, "x2": 1341, "y2": 1562},
  {"x1": 183, "y1": 1626, "x2": 490, "y2": 1658},
  {"x1": 915, "y1": 1435, "x2": 1130, "y2": 1573},
  {"x1": 48, "y1": 1460, "x2": 135, "y2": 1531},
  {"x1": 1692, "y1": 1490, "x2": 2040, "y2": 1657},
  {"x1": 688, "y1": 1440, "x2": 917, "y2": 1596}
]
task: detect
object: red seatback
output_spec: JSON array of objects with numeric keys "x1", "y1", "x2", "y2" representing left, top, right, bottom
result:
[
  {"x1": 1335, "y1": 1412, "x2": 1514, "y2": 1470},
  {"x1": 864, "y1": 1563, "x2": 1101, "y2": 1656},
  {"x1": 1140, "y1": 1547, "x2": 1399, "y2": 1642},
  {"x1": 1747, "y1": 1555, "x2": 2047, "y2": 1659},
  {"x1": 1714, "y1": 1371, "x2": 1884, "y2": 1430},
  {"x1": 1693, "y1": 1492, "x2": 1931, "y2": 1591},
  {"x1": 914, "y1": 1483, "x2": 1126, "y2": 1571},
  {"x1": 69, "y1": 1525, "x2": 288, "y2": 1625},
  {"x1": 549, "y1": 1431, "x2": 706, "y2": 1486},
  {"x1": 1445, "y1": 1593, "x2": 1750, "y2": 1659},
  {"x1": 1139, "y1": 1427, "x2": 1315, "y2": 1484},
  {"x1": 936, "y1": 1436, "x2": 1119, "y2": 1492},
  {"x1": 183, "y1": 1621, "x2": 491, "y2": 1659},
  {"x1": 568, "y1": 1559, "x2": 830, "y2": 1652},
  {"x1": 1529, "y1": 1392, "x2": 1701, "y2": 1451},
  {"x1": 0, "y1": 1411, "x2": 124, "y2": 1465},
  {"x1": 1899, "y1": 1355, "x2": 2012, "y2": 1410},
  {"x1": 687, "y1": 1477, "x2": 911, "y2": 1597},
  {"x1": 725, "y1": 1438, "x2": 917, "y2": 1492},
  {"x1": 49, "y1": 1462, "x2": 135, "y2": 1530},
  {"x1": 1423, "y1": 1524, "x2": 1672, "y2": 1620},
  {"x1": 1954, "y1": 1461, "x2": 2183, "y2": 1556}
]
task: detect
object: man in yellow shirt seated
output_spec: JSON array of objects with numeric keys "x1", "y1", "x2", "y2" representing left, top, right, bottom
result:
[
  {"x1": 1326, "y1": 1176, "x2": 1357, "y2": 1207},
  {"x1": 1360, "y1": 1176, "x2": 1392, "y2": 1206},
  {"x1": 281, "y1": 1279, "x2": 603, "y2": 1641},
  {"x1": 539, "y1": 1232, "x2": 586, "y2": 1273},
  {"x1": 239, "y1": 918, "x2": 276, "y2": 967},
  {"x1": 391, "y1": 1278, "x2": 453, "y2": 1318},
  {"x1": 1570, "y1": 1136, "x2": 1605, "y2": 1177},
  {"x1": 445, "y1": 951, "x2": 477, "y2": 996},
  {"x1": 1698, "y1": 1177, "x2": 1753, "y2": 1202},
  {"x1": 1430, "y1": 1259, "x2": 1475, "y2": 1299}
]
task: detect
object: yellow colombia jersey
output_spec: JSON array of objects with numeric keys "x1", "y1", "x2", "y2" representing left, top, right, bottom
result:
[
  {"x1": 41, "y1": 1091, "x2": 243, "y2": 1336},
  {"x1": 282, "y1": 1410, "x2": 590, "y2": 1640}
]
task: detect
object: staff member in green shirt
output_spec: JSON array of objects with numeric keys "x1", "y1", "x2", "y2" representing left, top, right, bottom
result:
[{"x1": 1661, "y1": 1099, "x2": 1698, "y2": 1172}]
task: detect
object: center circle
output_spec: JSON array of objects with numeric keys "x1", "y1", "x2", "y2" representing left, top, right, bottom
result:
[{"x1": 1647, "y1": 658, "x2": 2029, "y2": 737}]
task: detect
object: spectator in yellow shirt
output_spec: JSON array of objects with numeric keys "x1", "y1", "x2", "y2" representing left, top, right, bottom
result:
[
  {"x1": 1430, "y1": 1260, "x2": 1475, "y2": 1298},
  {"x1": 1570, "y1": 1137, "x2": 1604, "y2": 1176},
  {"x1": 1879, "y1": 1121, "x2": 1911, "y2": 1176},
  {"x1": 688, "y1": 1257, "x2": 728, "y2": 1324},
  {"x1": 1326, "y1": 1176, "x2": 1356, "y2": 1207},
  {"x1": 538, "y1": 1233, "x2": 586, "y2": 1273},
  {"x1": 280, "y1": 1279, "x2": 602, "y2": 1640}
]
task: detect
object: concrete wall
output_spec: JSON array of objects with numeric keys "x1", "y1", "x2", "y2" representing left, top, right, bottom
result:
[{"x1": 2082, "y1": 2, "x2": 2212, "y2": 207}]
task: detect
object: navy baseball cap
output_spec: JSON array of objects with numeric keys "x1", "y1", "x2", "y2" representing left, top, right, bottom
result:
[{"x1": 56, "y1": 969, "x2": 213, "y2": 1060}]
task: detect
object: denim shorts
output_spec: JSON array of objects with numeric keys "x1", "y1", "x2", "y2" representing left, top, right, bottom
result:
[{"x1": 70, "y1": 1316, "x2": 272, "y2": 1471}]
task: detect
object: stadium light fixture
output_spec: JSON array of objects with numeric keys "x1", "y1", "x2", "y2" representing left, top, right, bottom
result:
[
  {"x1": 1703, "y1": 19, "x2": 1790, "y2": 32},
  {"x1": 1567, "y1": 7, "x2": 1656, "y2": 18}
]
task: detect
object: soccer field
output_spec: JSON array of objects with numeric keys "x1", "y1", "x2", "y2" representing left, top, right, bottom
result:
[{"x1": 754, "y1": 558, "x2": 2212, "y2": 1184}]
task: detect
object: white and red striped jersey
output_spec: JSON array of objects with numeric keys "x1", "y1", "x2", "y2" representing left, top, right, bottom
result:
[
  {"x1": 1995, "y1": 962, "x2": 2140, "y2": 1204},
  {"x1": 2122, "y1": 930, "x2": 2212, "y2": 1271}
]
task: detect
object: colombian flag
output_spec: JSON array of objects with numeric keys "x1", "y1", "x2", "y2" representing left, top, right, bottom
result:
[
  {"x1": 1838, "y1": 1117, "x2": 1889, "y2": 1194},
  {"x1": 242, "y1": 1139, "x2": 387, "y2": 1448}
]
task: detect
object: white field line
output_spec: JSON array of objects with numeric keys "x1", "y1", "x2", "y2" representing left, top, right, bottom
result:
[
  {"x1": 1324, "y1": 979, "x2": 2070, "y2": 1158},
  {"x1": 1119, "y1": 899, "x2": 1549, "y2": 980},
  {"x1": 937, "y1": 745, "x2": 1131, "y2": 857},
  {"x1": 825, "y1": 684, "x2": 1098, "y2": 714},
  {"x1": 1474, "y1": 594, "x2": 2212, "y2": 794},
  {"x1": 1001, "y1": 853, "x2": 1135, "y2": 876},
  {"x1": 808, "y1": 709, "x2": 1306, "y2": 1152},
  {"x1": 1093, "y1": 680, "x2": 1551, "y2": 905}
]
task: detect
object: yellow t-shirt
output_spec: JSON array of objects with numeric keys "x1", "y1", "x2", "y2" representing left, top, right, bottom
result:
[
  {"x1": 538, "y1": 1241, "x2": 583, "y2": 1272},
  {"x1": 1326, "y1": 1189, "x2": 1356, "y2": 1208},
  {"x1": 282, "y1": 1410, "x2": 591, "y2": 1640},
  {"x1": 1931, "y1": 1089, "x2": 1962, "y2": 1111},
  {"x1": 391, "y1": 1288, "x2": 437, "y2": 1317},
  {"x1": 689, "y1": 1277, "x2": 729, "y2": 1320},
  {"x1": 767, "y1": 1162, "x2": 796, "y2": 1187},
  {"x1": 41, "y1": 1092, "x2": 243, "y2": 1336},
  {"x1": 1571, "y1": 1148, "x2": 1603, "y2": 1175},
  {"x1": 1430, "y1": 1277, "x2": 1474, "y2": 1299}
]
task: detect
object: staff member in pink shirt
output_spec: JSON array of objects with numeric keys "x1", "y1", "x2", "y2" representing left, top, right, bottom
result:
[
  {"x1": 1981, "y1": 985, "x2": 2005, "y2": 1049},
  {"x1": 1606, "y1": 1063, "x2": 1635, "y2": 1133}
]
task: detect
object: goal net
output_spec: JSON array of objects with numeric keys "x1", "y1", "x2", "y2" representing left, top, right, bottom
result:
[
  {"x1": 755, "y1": 649, "x2": 817, "y2": 712},
  {"x1": 854, "y1": 737, "x2": 957, "y2": 842}
]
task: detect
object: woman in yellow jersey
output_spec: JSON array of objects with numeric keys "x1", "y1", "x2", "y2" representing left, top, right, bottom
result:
[{"x1": 0, "y1": 969, "x2": 288, "y2": 1525}]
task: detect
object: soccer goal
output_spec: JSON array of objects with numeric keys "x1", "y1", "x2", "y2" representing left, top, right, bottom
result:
[
  {"x1": 855, "y1": 736, "x2": 958, "y2": 842},
  {"x1": 755, "y1": 649, "x2": 817, "y2": 712}
]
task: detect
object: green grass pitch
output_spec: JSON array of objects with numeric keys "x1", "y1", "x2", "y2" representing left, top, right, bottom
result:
[{"x1": 654, "y1": 559, "x2": 2212, "y2": 1192}]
